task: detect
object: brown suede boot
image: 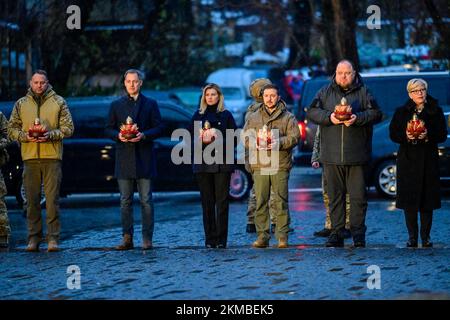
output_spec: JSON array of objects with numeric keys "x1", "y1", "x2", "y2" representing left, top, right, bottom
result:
[
  {"x1": 116, "y1": 234, "x2": 134, "y2": 250},
  {"x1": 252, "y1": 237, "x2": 269, "y2": 248},
  {"x1": 26, "y1": 238, "x2": 41, "y2": 252},
  {"x1": 47, "y1": 240, "x2": 60, "y2": 252},
  {"x1": 277, "y1": 237, "x2": 288, "y2": 249}
]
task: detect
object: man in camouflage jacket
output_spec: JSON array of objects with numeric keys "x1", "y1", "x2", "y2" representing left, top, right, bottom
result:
[{"x1": 0, "y1": 111, "x2": 11, "y2": 248}]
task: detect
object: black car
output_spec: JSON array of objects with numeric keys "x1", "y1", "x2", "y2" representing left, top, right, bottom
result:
[
  {"x1": 0, "y1": 96, "x2": 252, "y2": 206},
  {"x1": 293, "y1": 71, "x2": 450, "y2": 197},
  {"x1": 369, "y1": 110, "x2": 450, "y2": 198},
  {"x1": 141, "y1": 89, "x2": 199, "y2": 113}
]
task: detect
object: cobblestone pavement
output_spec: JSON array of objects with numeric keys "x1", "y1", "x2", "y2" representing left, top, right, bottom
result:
[{"x1": 1, "y1": 168, "x2": 449, "y2": 300}]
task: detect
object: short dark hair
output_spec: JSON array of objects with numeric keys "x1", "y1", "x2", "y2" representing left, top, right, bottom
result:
[
  {"x1": 262, "y1": 83, "x2": 279, "y2": 94},
  {"x1": 124, "y1": 69, "x2": 145, "y2": 81},
  {"x1": 33, "y1": 69, "x2": 48, "y2": 79}
]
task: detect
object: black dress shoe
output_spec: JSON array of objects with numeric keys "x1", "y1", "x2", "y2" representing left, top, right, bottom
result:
[
  {"x1": 205, "y1": 243, "x2": 215, "y2": 248},
  {"x1": 246, "y1": 224, "x2": 256, "y2": 233},
  {"x1": 406, "y1": 240, "x2": 418, "y2": 248},
  {"x1": 216, "y1": 244, "x2": 226, "y2": 249},
  {"x1": 353, "y1": 241, "x2": 366, "y2": 248},
  {"x1": 422, "y1": 240, "x2": 433, "y2": 248},
  {"x1": 325, "y1": 234, "x2": 344, "y2": 248},
  {"x1": 314, "y1": 228, "x2": 331, "y2": 237}
]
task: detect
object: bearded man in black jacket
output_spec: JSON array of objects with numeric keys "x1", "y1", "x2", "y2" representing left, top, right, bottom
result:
[{"x1": 307, "y1": 60, "x2": 382, "y2": 248}]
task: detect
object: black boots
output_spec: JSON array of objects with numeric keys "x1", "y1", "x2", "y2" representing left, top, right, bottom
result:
[
  {"x1": 314, "y1": 228, "x2": 331, "y2": 237},
  {"x1": 422, "y1": 238, "x2": 433, "y2": 248},
  {"x1": 315, "y1": 228, "x2": 351, "y2": 238},
  {"x1": 0, "y1": 235, "x2": 9, "y2": 248},
  {"x1": 326, "y1": 230, "x2": 364, "y2": 248},
  {"x1": 406, "y1": 239, "x2": 418, "y2": 248},
  {"x1": 325, "y1": 234, "x2": 344, "y2": 247},
  {"x1": 405, "y1": 209, "x2": 433, "y2": 248},
  {"x1": 352, "y1": 233, "x2": 366, "y2": 248}
]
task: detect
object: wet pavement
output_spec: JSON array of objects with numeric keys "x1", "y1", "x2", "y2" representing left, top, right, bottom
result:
[{"x1": 1, "y1": 167, "x2": 449, "y2": 300}]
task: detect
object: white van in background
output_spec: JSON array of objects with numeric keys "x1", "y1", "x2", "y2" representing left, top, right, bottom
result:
[{"x1": 206, "y1": 68, "x2": 259, "y2": 127}]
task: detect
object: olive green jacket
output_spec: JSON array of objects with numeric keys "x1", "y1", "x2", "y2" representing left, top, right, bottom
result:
[
  {"x1": 8, "y1": 86, "x2": 74, "y2": 161},
  {"x1": 243, "y1": 101, "x2": 300, "y2": 172}
]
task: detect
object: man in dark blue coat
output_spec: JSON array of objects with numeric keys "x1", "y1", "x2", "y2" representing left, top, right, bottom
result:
[{"x1": 106, "y1": 69, "x2": 162, "y2": 250}]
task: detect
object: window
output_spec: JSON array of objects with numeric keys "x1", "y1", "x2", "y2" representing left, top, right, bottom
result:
[
  {"x1": 69, "y1": 102, "x2": 109, "y2": 138},
  {"x1": 159, "y1": 103, "x2": 191, "y2": 138},
  {"x1": 300, "y1": 79, "x2": 328, "y2": 110},
  {"x1": 222, "y1": 87, "x2": 243, "y2": 100}
]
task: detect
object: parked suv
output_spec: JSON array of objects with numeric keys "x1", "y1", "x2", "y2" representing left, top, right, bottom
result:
[
  {"x1": 0, "y1": 96, "x2": 252, "y2": 206},
  {"x1": 294, "y1": 71, "x2": 450, "y2": 197}
]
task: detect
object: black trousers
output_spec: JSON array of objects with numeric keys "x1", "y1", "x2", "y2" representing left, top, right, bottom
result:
[
  {"x1": 404, "y1": 209, "x2": 433, "y2": 241},
  {"x1": 195, "y1": 172, "x2": 231, "y2": 247},
  {"x1": 323, "y1": 164, "x2": 368, "y2": 240}
]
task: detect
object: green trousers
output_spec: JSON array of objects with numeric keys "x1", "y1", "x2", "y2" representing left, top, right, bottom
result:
[
  {"x1": 23, "y1": 160, "x2": 62, "y2": 242},
  {"x1": 247, "y1": 186, "x2": 276, "y2": 224},
  {"x1": 253, "y1": 170, "x2": 290, "y2": 241}
]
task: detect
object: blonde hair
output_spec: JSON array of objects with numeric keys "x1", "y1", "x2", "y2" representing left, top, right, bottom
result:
[
  {"x1": 407, "y1": 78, "x2": 428, "y2": 93},
  {"x1": 199, "y1": 83, "x2": 225, "y2": 114}
]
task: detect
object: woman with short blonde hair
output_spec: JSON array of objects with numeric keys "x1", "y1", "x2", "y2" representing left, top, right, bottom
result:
[
  {"x1": 389, "y1": 78, "x2": 447, "y2": 248},
  {"x1": 406, "y1": 78, "x2": 428, "y2": 93}
]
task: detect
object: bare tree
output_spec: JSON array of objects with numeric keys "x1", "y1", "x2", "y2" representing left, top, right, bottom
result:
[
  {"x1": 319, "y1": 0, "x2": 360, "y2": 73},
  {"x1": 17, "y1": 0, "x2": 95, "y2": 93},
  {"x1": 320, "y1": 0, "x2": 338, "y2": 73},
  {"x1": 287, "y1": 0, "x2": 312, "y2": 68},
  {"x1": 331, "y1": 0, "x2": 360, "y2": 69},
  {"x1": 423, "y1": 0, "x2": 450, "y2": 59},
  {"x1": 384, "y1": 0, "x2": 406, "y2": 48}
]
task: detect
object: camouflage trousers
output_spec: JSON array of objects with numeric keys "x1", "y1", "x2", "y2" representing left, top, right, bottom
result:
[
  {"x1": 0, "y1": 171, "x2": 10, "y2": 237},
  {"x1": 247, "y1": 186, "x2": 291, "y2": 225},
  {"x1": 322, "y1": 172, "x2": 350, "y2": 230}
]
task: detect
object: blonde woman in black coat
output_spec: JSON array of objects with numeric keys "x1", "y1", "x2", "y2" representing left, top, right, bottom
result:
[
  {"x1": 389, "y1": 78, "x2": 448, "y2": 248},
  {"x1": 189, "y1": 83, "x2": 237, "y2": 249}
]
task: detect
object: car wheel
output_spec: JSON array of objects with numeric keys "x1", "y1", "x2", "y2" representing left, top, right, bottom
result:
[
  {"x1": 229, "y1": 168, "x2": 251, "y2": 201},
  {"x1": 375, "y1": 159, "x2": 397, "y2": 198}
]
